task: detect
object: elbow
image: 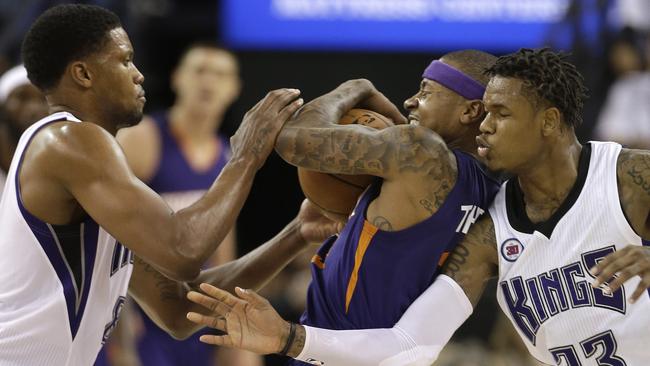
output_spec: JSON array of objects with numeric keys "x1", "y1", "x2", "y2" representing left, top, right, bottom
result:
[
  {"x1": 161, "y1": 250, "x2": 202, "y2": 282},
  {"x1": 166, "y1": 265, "x2": 200, "y2": 283}
]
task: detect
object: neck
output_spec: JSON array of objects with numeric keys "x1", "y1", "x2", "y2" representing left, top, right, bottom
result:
[
  {"x1": 446, "y1": 128, "x2": 480, "y2": 158},
  {"x1": 47, "y1": 95, "x2": 118, "y2": 135},
  {"x1": 169, "y1": 104, "x2": 223, "y2": 144},
  {"x1": 516, "y1": 135, "x2": 582, "y2": 214}
]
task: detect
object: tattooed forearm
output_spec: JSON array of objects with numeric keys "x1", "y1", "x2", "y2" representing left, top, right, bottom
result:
[
  {"x1": 135, "y1": 257, "x2": 184, "y2": 302},
  {"x1": 372, "y1": 216, "x2": 393, "y2": 231},
  {"x1": 444, "y1": 244, "x2": 470, "y2": 280},
  {"x1": 277, "y1": 123, "x2": 456, "y2": 182},
  {"x1": 287, "y1": 324, "x2": 307, "y2": 358},
  {"x1": 441, "y1": 215, "x2": 498, "y2": 306}
]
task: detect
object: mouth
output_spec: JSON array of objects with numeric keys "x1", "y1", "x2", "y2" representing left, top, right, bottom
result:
[
  {"x1": 137, "y1": 91, "x2": 146, "y2": 103},
  {"x1": 408, "y1": 115, "x2": 419, "y2": 125},
  {"x1": 476, "y1": 135, "x2": 491, "y2": 157}
]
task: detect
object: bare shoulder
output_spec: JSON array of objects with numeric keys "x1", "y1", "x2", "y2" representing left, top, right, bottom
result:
[
  {"x1": 617, "y1": 148, "x2": 650, "y2": 196},
  {"x1": 116, "y1": 116, "x2": 160, "y2": 180},
  {"x1": 30, "y1": 121, "x2": 130, "y2": 184},
  {"x1": 41, "y1": 121, "x2": 121, "y2": 164},
  {"x1": 617, "y1": 148, "x2": 650, "y2": 236}
]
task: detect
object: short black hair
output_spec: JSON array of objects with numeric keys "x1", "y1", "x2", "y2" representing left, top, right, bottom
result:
[
  {"x1": 441, "y1": 50, "x2": 497, "y2": 87},
  {"x1": 22, "y1": 4, "x2": 121, "y2": 91},
  {"x1": 485, "y1": 48, "x2": 588, "y2": 128}
]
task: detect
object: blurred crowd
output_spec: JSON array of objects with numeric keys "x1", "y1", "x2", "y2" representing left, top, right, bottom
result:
[{"x1": 1, "y1": 0, "x2": 648, "y2": 365}]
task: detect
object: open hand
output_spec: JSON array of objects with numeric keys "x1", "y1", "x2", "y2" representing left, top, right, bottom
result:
[{"x1": 186, "y1": 284, "x2": 290, "y2": 355}]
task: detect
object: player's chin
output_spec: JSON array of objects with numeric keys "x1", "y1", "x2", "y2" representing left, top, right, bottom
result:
[{"x1": 121, "y1": 108, "x2": 145, "y2": 128}]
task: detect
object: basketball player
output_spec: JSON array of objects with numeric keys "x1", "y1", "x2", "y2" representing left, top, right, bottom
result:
[
  {"x1": 0, "y1": 4, "x2": 338, "y2": 365},
  {"x1": 186, "y1": 48, "x2": 650, "y2": 365},
  {"x1": 111, "y1": 43, "x2": 260, "y2": 366},
  {"x1": 0, "y1": 64, "x2": 48, "y2": 193},
  {"x1": 185, "y1": 50, "x2": 502, "y2": 363}
]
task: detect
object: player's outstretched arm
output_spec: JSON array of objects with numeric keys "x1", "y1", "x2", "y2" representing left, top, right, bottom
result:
[
  {"x1": 35, "y1": 89, "x2": 302, "y2": 281},
  {"x1": 128, "y1": 200, "x2": 339, "y2": 340},
  {"x1": 590, "y1": 149, "x2": 650, "y2": 303},
  {"x1": 274, "y1": 79, "x2": 457, "y2": 181},
  {"x1": 184, "y1": 215, "x2": 498, "y2": 365}
]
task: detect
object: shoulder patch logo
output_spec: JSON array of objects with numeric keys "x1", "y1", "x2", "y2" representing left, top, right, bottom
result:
[{"x1": 501, "y1": 238, "x2": 524, "y2": 262}]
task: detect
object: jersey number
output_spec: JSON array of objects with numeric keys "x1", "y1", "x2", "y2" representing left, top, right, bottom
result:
[
  {"x1": 102, "y1": 296, "x2": 126, "y2": 344},
  {"x1": 549, "y1": 330, "x2": 626, "y2": 366}
]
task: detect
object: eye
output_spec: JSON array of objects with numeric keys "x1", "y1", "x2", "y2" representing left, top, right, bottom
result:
[{"x1": 418, "y1": 89, "x2": 431, "y2": 98}]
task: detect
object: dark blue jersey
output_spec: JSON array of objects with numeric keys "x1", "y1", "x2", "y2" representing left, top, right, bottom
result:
[{"x1": 292, "y1": 150, "x2": 500, "y2": 365}]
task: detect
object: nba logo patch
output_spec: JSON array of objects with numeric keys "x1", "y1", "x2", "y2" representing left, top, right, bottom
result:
[{"x1": 501, "y1": 238, "x2": 524, "y2": 262}]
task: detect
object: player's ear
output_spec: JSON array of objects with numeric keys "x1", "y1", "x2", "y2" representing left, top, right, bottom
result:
[
  {"x1": 541, "y1": 107, "x2": 562, "y2": 137},
  {"x1": 459, "y1": 100, "x2": 485, "y2": 125},
  {"x1": 69, "y1": 61, "x2": 92, "y2": 89}
]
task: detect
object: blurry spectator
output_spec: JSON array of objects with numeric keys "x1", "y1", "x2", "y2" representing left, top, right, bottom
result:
[
  {"x1": 596, "y1": 32, "x2": 650, "y2": 149},
  {"x1": 0, "y1": 64, "x2": 48, "y2": 193}
]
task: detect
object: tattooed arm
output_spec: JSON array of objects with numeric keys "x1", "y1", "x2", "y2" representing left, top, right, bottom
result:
[
  {"x1": 617, "y1": 149, "x2": 650, "y2": 239},
  {"x1": 590, "y1": 149, "x2": 650, "y2": 303},
  {"x1": 275, "y1": 79, "x2": 454, "y2": 181},
  {"x1": 440, "y1": 213, "x2": 500, "y2": 305}
]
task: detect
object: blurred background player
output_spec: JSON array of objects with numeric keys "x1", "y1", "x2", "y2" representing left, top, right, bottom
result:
[
  {"x1": 102, "y1": 43, "x2": 261, "y2": 366},
  {"x1": 0, "y1": 64, "x2": 47, "y2": 193}
]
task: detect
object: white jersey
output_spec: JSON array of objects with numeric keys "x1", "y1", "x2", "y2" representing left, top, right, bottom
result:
[
  {"x1": 491, "y1": 142, "x2": 650, "y2": 365},
  {"x1": 0, "y1": 112, "x2": 133, "y2": 365}
]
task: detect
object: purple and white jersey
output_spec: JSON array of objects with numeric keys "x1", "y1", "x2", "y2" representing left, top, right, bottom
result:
[
  {"x1": 0, "y1": 112, "x2": 132, "y2": 365},
  {"x1": 492, "y1": 142, "x2": 650, "y2": 365}
]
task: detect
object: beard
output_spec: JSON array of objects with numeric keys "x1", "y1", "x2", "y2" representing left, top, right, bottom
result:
[{"x1": 112, "y1": 105, "x2": 144, "y2": 131}]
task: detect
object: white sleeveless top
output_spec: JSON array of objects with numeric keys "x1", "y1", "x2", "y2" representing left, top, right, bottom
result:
[
  {"x1": 0, "y1": 112, "x2": 133, "y2": 365},
  {"x1": 491, "y1": 142, "x2": 650, "y2": 365}
]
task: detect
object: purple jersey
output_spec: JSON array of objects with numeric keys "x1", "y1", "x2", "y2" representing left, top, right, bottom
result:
[{"x1": 291, "y1": 150, "x2": 499, "y2": 365}]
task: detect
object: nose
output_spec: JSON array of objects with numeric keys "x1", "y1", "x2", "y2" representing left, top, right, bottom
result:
[
  {"x1": 479, "y1": 113, "x2": 494, "y2": 134},
  {"x1": 133, "y1": 64, "x2": 145, "y2": 85},
  {"x1": 403, "y1": 94, "x2": 417, "y2": 111}
]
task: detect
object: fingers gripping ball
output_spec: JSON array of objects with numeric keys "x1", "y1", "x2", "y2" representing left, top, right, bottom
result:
[{"x1": 297, "y1": 109, "x2": 393, "y2": 220}]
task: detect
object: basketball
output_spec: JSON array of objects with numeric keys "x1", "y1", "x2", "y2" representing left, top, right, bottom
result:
[{"x1": 298, "y1": 109, "x2": 394, "y2": 221}]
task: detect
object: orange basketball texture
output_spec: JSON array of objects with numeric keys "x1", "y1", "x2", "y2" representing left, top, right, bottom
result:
[{"x1": 297, "y1": 109, "x2": 394, "y2": 219}]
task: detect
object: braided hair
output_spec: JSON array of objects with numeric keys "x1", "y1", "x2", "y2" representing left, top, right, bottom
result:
[{"x1": 485, "y1": 48, "x2": 588, "y2": 128}]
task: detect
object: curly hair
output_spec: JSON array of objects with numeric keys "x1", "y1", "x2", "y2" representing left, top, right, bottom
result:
[
  {"x1": 21, "y1": 4, "x2": 121, "y2": 91},
  {"x1": 485, "y1": 48, "x2": 588, "y2": 128}
]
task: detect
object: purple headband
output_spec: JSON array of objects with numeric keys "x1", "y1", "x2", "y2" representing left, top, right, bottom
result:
[{"x1": 422, "y1": 60, "x2": 485, "y2": 100}]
